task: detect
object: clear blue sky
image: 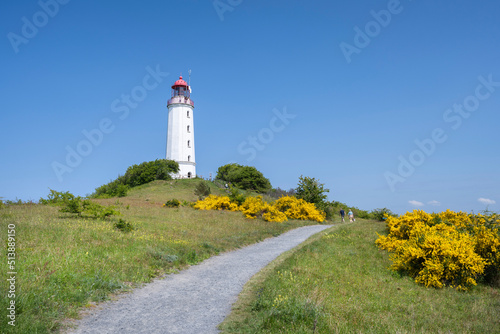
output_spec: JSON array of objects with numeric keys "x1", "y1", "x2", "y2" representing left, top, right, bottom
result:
[{"x1": 1, "y1": 0, "x2": 499, "y2": 214}]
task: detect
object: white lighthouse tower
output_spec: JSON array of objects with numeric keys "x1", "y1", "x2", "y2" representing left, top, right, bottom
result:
[{"x1": 166, "y1": 75, "x2": 196, "y2": 178}]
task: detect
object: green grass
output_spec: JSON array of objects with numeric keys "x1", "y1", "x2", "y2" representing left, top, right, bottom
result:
[
  {"x1": 0, "y1": 179, "x2": 321, "y2": 333},
  {"x1": 220, "y1": 220, "x2": 500, "y2": 333}
]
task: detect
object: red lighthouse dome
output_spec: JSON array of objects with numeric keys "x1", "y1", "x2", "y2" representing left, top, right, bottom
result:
[
  {"x1": 168, "y1": 75, "x2": 194, "y2": 106},
  {"x1": 172, "y1": 76, "x2": 188, "y2": 88}
]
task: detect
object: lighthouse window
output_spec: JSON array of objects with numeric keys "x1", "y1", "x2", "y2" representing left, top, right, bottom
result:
[
  {"x1": 187, "y1": 125, "x2": 190, "y2": 132},
  {"x1": 187, "y1": 140, "x2": 191, "y2": 148},
  {"x1": 187, "y1": 110, "x2": 190, "y2": 118},
  {"x1": 188, "y1": 155, "x2": 191, "y2": 162}
]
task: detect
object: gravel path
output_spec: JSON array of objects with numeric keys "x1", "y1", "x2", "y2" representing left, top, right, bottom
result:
[{"x1": 68, "y1": 224, "x2": 332, "y2": 334}]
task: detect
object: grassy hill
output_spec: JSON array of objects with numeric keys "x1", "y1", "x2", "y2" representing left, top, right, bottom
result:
[{"x1": 0, "y1": 179, "x2": 322, "y2": 334}]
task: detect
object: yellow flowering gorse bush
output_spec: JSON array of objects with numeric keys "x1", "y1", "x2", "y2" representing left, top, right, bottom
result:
[
  {"x1": 193, "y1": 195, "x2": 239, "y2": 211},
  {"x1": 376, "y1": 210, "x2": 500, "y2": 290},
  {"x1": 273, "y1": 196, "x2": 326, "y2": 222},
  {"x1": 194, "y1": 195, "x2": 325, "y2": 223},
  {"x1": 239, "y1": 196, "x2": 269, "y2": 219}
]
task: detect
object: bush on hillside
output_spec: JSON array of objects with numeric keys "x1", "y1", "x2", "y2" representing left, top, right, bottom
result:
[
  {"x1": 123, "y1": 159, "x2": 178, "y2": 187},
  {"x1": 39, "y1": 189, "x2": 75, "y2": 205},
  {"x1": 92, "y1": 159, "x2": 179, "y2": 198},
  {"x1": 54, "y1": 191, "x2": 120, "y2": 218},
  {"x1": 163, "y1": 199, "x2": 180, "y2": 208},
  {"x1": 114, "y1": 219, "x2": 134, "y2": 232},
  {"x1": 194, "y1": 181, "x2": 211, "y2": 200},
  {"x1": 194, "y1": 195, "x2": 325, "y2": 223},
  {"x1": 376, "y1": 210, "x2": 500, "y2": 290},
  {"x1": 193, "y1": 195, "x2": 240, "y2": 211},
  {"x1": 295, "y1": 175, "x2": 329, "y2": 211},
  {"x1": 60, "y1": 195, "x2": 85, "y2": 216},
  {"x1": 228, "y1": 186, "x2": 247, "y2": 205},
  {"x1": 273, "y1": 196, "x2": 326, "y2": 222},
  {"x1": 216, "y1": 163, "x2": 271, "y2": 193},
  {"x1": 371, "y1": 207, "x2": 397, "y2": 221},
  {"x1": 353, "y1": 208, "x2": 371, "y2": 219}
]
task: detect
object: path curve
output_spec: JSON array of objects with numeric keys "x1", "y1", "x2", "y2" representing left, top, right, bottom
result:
[{"x1": 68, "y1": 224, "x2": 332, "y2": 334}]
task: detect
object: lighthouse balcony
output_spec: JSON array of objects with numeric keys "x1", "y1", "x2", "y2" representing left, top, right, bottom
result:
[{"x1": 167, "y1": 96, "x2": 194, "y2": 106}]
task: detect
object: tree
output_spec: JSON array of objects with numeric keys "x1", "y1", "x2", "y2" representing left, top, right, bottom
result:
[
  {"x1": 216, "y1": 163, "x2": 271, "y2": 193},
  {"x1": 123, "y1": 159, "x2": 179, "y2": 187},
  {"x1": 194, "y1": 181, "x2": 211, "y2": 200},
  {"x1": 295, "y1": 175, "x2": 329, "y2": 210}
]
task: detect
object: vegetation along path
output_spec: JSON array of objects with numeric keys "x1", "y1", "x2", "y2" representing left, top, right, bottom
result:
[{"x1": 68, "y1": 224, "x2": 332, "y2": 334}]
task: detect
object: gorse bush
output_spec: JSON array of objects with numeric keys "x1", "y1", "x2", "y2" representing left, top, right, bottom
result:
[
  {"x1": 273, "y1": 196, "x2": 326, "y2": 222},
  {"x1": 194, "y1": 195, "x2": 325, "y2": 223},
  {"x1": 376, "y1": 210, "x2": 500, "y2": 290},
  {"x1": 92, "y1": 159, "x2": 179, "y2": 198},
  {"x1": 194, "y1": 195, "x2": 240, "y2": 211},
  {"x1": 239, "y1": 196, "x2": 268, "y2": 219}
]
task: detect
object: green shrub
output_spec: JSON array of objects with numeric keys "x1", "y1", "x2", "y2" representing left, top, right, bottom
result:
[
  {"x1": 322, "y1": 205, "x2": 335, "y2": 220},
  {"x1": 354, "y1": 208, "x2": 371, "y2": 219},
  {"x1": 123, "y1": 159, "x2": 179, "y2": 187},
  {"x1": 92, "y1": 159, "x2": 179, "y2": 198},
  {"x1": 39, "y1": 189, "x2": 75, "y2": 205},
  {"x1": 371, "y1": 207, "x2": 396, "y2": 221},
  {"x1": 216, "y1": 163, "x2": 271, "y2": 193},
  {"x1": 194, "y1": 181, "x2": 211, "y2": 199},
  {"x1": 114, "y1": 219, "x2": 134, "y2": 232},
  {"x1": 58, "y1": 193, "x2": 120, "y2": 218},
  {"x1": 163, "y1": 199, "x2": 181, "y2": 208},
  {"x1": 228, "y1": 186, "x2": 247, "y2": 206},
  {"x1": 84, "y1": 201, "x2": 121, "y2": 219},
  {"x1": 60, "y1": 196, "x2": 85, "y2": 216},
  {"x1": 295, "y1": 175, "x2": 329, "y2": 211}
]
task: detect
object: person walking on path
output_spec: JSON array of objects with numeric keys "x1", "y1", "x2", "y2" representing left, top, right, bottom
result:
[
  {"x1": 340, "y1": 209, "x2": 345, "y2": 222},
  {"x1": 348, "y1": 209, "x2": 354, "y2": 222}
]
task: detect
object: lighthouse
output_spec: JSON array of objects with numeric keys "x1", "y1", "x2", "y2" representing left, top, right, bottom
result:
[{"x1": 166, "y1": 75, "x2": 196, "y2": 178}]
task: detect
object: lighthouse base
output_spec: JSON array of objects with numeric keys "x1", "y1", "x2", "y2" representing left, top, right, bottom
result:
[{"x1": 172, "y1": 162, "x2": 196, "y2": 179}]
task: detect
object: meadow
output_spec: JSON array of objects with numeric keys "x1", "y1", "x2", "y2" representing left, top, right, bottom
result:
[
  {"x1": 0, "y1": 179, "x2": 320, "y2": 333},
  {"x1": 220, "y1": 220, "x2": 500, "y2": 333},
  {"x1": 2, "y1": 178, "x2": 499, "y2": 333}
]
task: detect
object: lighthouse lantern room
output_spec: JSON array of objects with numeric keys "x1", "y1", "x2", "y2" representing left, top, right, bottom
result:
[{"x1": 166, "y1": 75, "x2": 196, "y2": 178}]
